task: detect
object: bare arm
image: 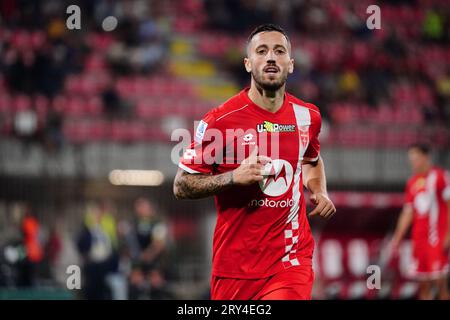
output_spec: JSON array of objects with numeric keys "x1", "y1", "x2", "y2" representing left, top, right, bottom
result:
[
  {"x1": 302, "y1": 156, "x2": 336, "y2": 219},
  {"x1": 444, "y1": 200, "x2": 450, "y2": 250},
  {"x1": 392, "y1": 204, "x2": 413, "y2": 248},
  {"x1": 302, "y1": 156, "x2": 327, "y2": 195}
]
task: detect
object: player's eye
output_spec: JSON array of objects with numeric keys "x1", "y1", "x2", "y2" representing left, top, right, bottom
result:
[
  {"x1": 275, "y1": 49, "x2": 286, "y2": 54},
  {"x1": 257, "y1": 48, "x2": 267, "y2": 55}
]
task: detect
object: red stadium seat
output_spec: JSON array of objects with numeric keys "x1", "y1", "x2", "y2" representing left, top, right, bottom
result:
[
  {"x1": 86, "y1": 33, "x2": 116, "y2": 52},
  {"x1": 85, "y1": 96, "x2": 103, "y2": 116},
  {"x1": 13, "y1": 95, "x2": 32, "y2": 112},
  {"x1": 52, "y1": 95, "x2": 67, "y2": 114},
  {"x1": 31, "y1": 31, "x2": 45, "y2": 49},
  {"x1": 0, "y1": 114, "x2": 13, "y2": 135},
  {"x1": 66, "y1": 96, "x2": 85, "y2": 117},
  {"x1": 10, "y1": 29, "x2": 31, "y2": 50},
  {"x1": 136, "y1": 100, "x2": 157, "y2": 119},
  {"x1": 85, "y1": 53, "x2": 106, "y2": 72},
  {"x1": 0, "y1": 95, "x2": 12, "y2": 114},
  {"x1": 127, "y1": 121, "x2": 147, "y2": 141},
  {"x1": 63, "y1": 120, "x2": 92, "y2": 143},
  {"x1": 34, "y1": 95, "x2": 49, "y2": 120},
  {"x1": 64, "y1": 75, "x2": 82, "y2": 95}
]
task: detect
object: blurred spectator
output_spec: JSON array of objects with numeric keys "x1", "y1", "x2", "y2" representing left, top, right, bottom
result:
[
  {"x1": 13, "y1": 108, "x2": 38, "y2": 143},
  {"x1": 43, "y1": 106, "x2": 64, "y2": 152},
  {"x1": 423, "y1": 8, "x2": 445, "y2": 41},
  {"x1": 44, "y1": 223, "x2": 63, "y2": 278},
  {"x1": 122, "y1": 197, "x2": 170, "y2": 299},
  {"x1": 4, "y1": 44, "x2": 69, "y2": 98},
  {"x1": 101, "y1": 78, "x2": 130, "y2": 118},
  {"x1": 34, "y1": 43, "x2": 69, "y2": 97},
  {"x1": 17, "y1": 204, "x2": 44, "y2": 287},
  {"x1": 76, "y1": 201, "x2": 123, "y2": 299},
  {"x1": 338, "y1": 70, "x2": 361, "y2": 98}
]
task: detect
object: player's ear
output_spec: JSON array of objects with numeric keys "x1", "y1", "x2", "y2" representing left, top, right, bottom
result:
[
  {"x1": 244, "y1": 57, "x2": 252, "y2": 73},
  {"x1": 288, "y1": 58, "x2": 294, "y2": 74}
]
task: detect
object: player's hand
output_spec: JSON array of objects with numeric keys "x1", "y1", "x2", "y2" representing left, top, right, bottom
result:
[
  {"x1": 308, "y1": 193, "x2": 336, "y2": 219},
  {"x1": 232, "y1": 146, "x2": 272, "y2": 186}
]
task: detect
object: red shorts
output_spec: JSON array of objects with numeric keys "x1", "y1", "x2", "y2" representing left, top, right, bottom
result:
[
  {"x1": 211, "y1": 265, "x2": 314, "y2": 300},
  {"x1": 411, "y1": 240, "x2": 449, "y2": 280}
]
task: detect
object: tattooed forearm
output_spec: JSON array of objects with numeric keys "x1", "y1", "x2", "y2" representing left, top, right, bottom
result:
[{"x1": 173, "y1": 169, "x2": 234, "y2": 199}]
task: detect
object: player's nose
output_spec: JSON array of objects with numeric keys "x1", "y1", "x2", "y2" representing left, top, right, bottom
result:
[{"x1": 266, "y1": 50, "x2": 276, "y2": 62}]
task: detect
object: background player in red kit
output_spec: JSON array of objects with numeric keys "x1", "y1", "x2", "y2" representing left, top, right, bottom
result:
[
  {"x1": 391, "y1": 144, "x2": 450, "y2": 300},
  {"x1": 173, "y1": 24, "x2": 336, "y2": 300}
]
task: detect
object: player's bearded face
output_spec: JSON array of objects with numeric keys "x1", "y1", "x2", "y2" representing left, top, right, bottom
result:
[
  {"x1": 246, "y1": 31, "x2": 293, "y2": 92},
  {"x1": 408, "y1": 149, "x2": 429, "y2": 173}
]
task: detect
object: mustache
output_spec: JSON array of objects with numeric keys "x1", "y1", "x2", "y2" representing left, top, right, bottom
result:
[{"x1": 263, "y1": 64, "x2": 280, "y2": 72}]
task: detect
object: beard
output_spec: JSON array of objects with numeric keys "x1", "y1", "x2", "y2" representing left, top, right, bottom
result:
[{"x1": 251, "y1": 69, "x2": 288, "y2": 92}]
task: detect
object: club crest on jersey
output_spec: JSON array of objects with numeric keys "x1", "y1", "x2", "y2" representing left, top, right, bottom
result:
[
  {"x1": 195, "y1": 120, "x2": 208, "y2": 143},
  {"x1": 298, "y1": 126, "x2": 309, "y2": 149},
  {"x1": 183, "y1": 148, "x2": 196, "y2": 160},
  {"x1": 256, "y1": 121, "x2": 296, "y2": 133},
  {"x1": 412, "y1": 177, "x2": 426, "y2": 192}
]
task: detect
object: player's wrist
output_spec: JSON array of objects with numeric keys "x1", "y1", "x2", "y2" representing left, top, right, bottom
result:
[
  {"x1": 391, "y1": 234, "x2": 401, "y2": 246},
  {"x1": 312, "y1": 191, "x2": 329, "y2": 198},
  {"x1": 306, "y1": 179, "x2": 326, "y2": 195}
]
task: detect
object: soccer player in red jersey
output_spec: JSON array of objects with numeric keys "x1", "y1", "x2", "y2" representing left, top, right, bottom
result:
[
  {"x1": 392, "y1": 144, "x2": 450, "y2": 300},
  {"x1": 173, "y1": 24, "x2": 336, "y2": 300}
]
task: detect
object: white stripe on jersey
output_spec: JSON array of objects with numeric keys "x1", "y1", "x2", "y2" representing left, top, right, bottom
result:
[
  {"x1": 215, "y1": 104, "x2": 249, "y2": 122},
  {"x1": 281, "y1": 104, "x2": 312, "y2": 267},
  {"x1": 178, "y1": 162, "x2": 201, "y2": 174},
  {"x1": 426, "y1": 170, "x2": 439, "y2": 247},
  {"x1": 443, "y1": 171, "x2": 450, "y2": 201}
]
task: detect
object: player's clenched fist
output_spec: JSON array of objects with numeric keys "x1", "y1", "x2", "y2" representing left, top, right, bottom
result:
[
  {"x1": 232, "y1": 146, "x2": 272, "y2": 186},
  {"x1": 308, "y1": 192, "x2": 336, "y2": 219}
]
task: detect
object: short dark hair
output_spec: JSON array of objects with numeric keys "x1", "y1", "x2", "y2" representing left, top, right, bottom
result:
[
  {"x1": 247, "y1": 24, "x2": 291, "y2": 54},
  {"x1": 408, "y1": 143, "x2": 431, "y2": 155}
]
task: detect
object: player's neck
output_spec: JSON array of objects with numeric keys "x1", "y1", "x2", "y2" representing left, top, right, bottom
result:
[
  {"x1": 416, "y1": 163, "x2": 432, "y2": 175},
  {"x1": 248, "y1": 83, "x2": 285, "y2": 113}
]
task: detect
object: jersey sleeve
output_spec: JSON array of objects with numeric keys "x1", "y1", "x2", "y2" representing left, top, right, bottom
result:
[
  {"x1": 440, "y1": 170, "x2": 450, "y2": 201},
  {"x1": 303, "y1": 108, "x2": 321, "y2": 162},
  {"x1": 178, "y1": 111, "x2": 222, "y2": 174}
]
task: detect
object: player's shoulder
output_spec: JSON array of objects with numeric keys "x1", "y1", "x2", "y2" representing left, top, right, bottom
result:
[
  {"x1": 433, "y1": 166, "x2": 447, "y2": 174},
  {"x1": 287, "y1": 93, "x2": 321, "y2": 116},
  {"x1": 404, "y1": 176, "x2": 417, "y2": 194},
  {"x1": 406, "y1": 175, "x2": 416, "y2": 188},
  {"x1": 201, "y1": 91, "x2": 248, "y2": 124},
  {"x1": 433, "y1": 166, "x2": 449, "y2": 179},
  {"x1": 406, "y1": 172, "x2": 422, "y2": 188}
]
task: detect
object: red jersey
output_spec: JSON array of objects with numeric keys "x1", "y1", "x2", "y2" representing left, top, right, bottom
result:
[
  {"x1": 405, "y1": 167, "x2": 450, "y2": 247},
  {"x1": 178, "y1": 88, "x2": 321, "y2": 279}
]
